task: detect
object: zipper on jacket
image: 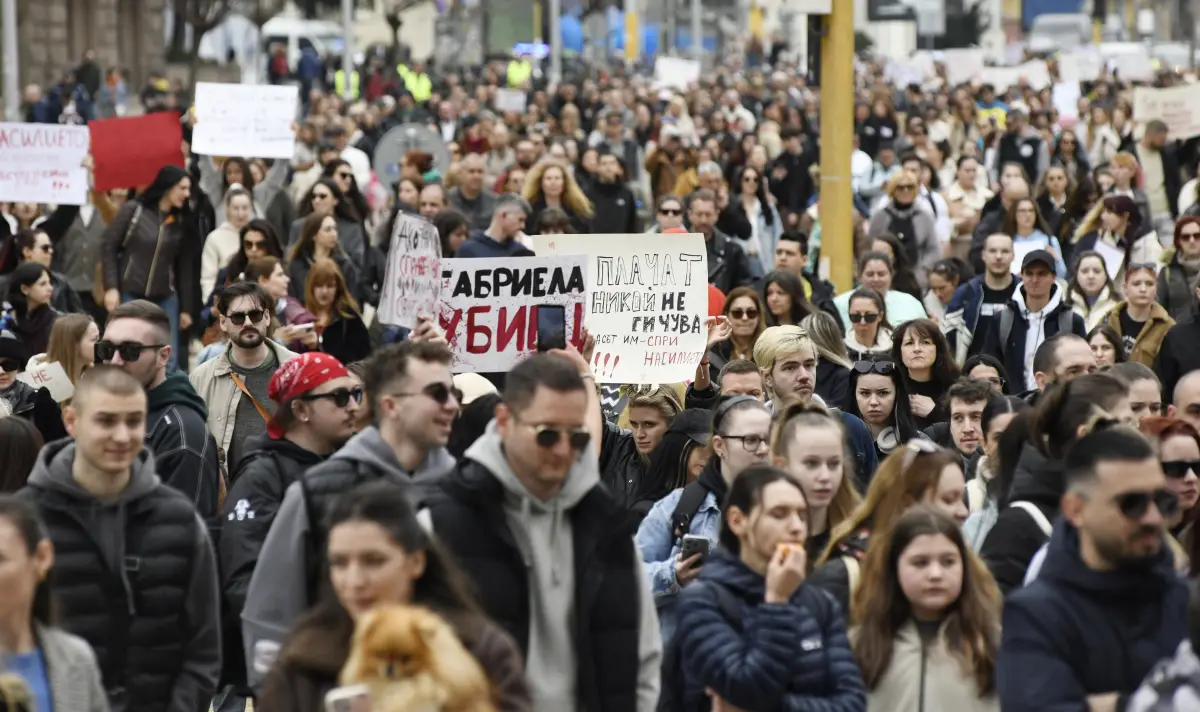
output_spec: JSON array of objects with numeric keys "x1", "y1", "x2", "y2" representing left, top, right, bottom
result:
[
  {"x1": 145, "y1": 221, "x2": 165, "y2": 296},
  {"x1": 918, "y1": 635, "x2": 927, "y2": 712}
]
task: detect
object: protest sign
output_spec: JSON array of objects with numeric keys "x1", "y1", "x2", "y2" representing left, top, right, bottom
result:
[
  {"x1": 378, "y1": 213, "x2": 442, "y2": 329},
  {"x1": 534, "y1": 232, "x2": 709, "y2": 384},
  {"x1": 653, "y1": 57, "x2": 701, "y2": 90},
  {"x1": 0, "y1": 123, "x2": 89, "y2": 205},
  {"x1": 1133, "y1": 84, "x2": 1200, "y2": 140},
  {"x1": 89, "y1": 112, "x2": 184, "y2": 191},
  {"x1": 494, "y1": 89, "x2": 527, "y2": 114},
  {"x1": 438, "y1": 256, "x2": 587, "y2": 373},
  {"x1": 191, "y1": 82, "x2": 298, "y2": 159},
  {"x1": 942, "y1": 48, "x2": 986, "y2": 86},
  {"x1": 17, "y1": 361, "x2": 74, "y2": 403}
]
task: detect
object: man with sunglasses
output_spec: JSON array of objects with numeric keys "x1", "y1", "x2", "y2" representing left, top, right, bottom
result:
[
  {"x1": 101, "y1": 300, "x2": 221, "y2": 520},
  {"x1": 998, "y1": 426, "x2": 1188, "y2": 712},
  {"x1": 422, "y1": 352, "x2": 662, "y2": 712},
  {"x1": 190, "y1": 282, "x2": 298, "y2": 475},
  {"x1": 241, "y1": 340, "x2": 459, "y2": 690},
  {"x1": 217, "y1": 352, "x2": 360, "y2": 707}
]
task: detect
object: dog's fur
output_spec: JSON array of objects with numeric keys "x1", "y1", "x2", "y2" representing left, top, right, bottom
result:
[{"x1": 340, "y1": 604, "x2": 497, "y2": 712}]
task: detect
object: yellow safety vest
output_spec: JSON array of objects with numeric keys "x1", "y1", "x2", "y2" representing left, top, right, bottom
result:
[
  {"x1": 334, "y1": 69, "x2": 360, "y2": 99},
  {"x1": 506, "y1": 60, "x2": 533, "y2": 88},
  {"x1": 396, "y1": 64, "x2": 432, "y2": 103}
]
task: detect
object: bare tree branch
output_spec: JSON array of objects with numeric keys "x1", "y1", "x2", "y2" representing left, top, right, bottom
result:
[
  {"x1": 238, "y1": 0, "x2": 289, "y2": 27},
  {"x1": 182, "y1": 0, "x2": 235, "y2": 36}
]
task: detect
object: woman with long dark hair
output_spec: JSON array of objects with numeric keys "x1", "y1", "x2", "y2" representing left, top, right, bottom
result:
[
  {"x1": 288, "y1": 213, "x2": 364, "y2": 305},
  {"x1": 843, "y1": 359, "x2": 927, "y2": 462},
  {"x1": 0, "y1": 417, "x2": 42, "y2": 493},
  {"x1": 257, "y1": 482, "x2": 531, "y2": 712},
  {"x1": 4, "y1": 263, "x2": 59, "y2": 357},
  {"x1": 842, "y1": 287, "x2": 894, "y2": 362},
  {"x1": 963, "y1": 397, "x2": 1029, "y2": 550},
  {"x1": 630, "y1": 409, "x2": 712, "y2": 519},
  {"x1": 730, "y1": 165, "x2": 784, "y2": 277},
  {"x1": 762, "y1": 270, "x2": 813, "y2": 326},
  {"x1": 891, "y1": 318, "x2": 960, "y2": 429},
  {"x1": 289, "y1": 178, "x2": 368, "y2": 273},
  {"x1": 1087, "y1": 323, "x2": 1127, "y2": 368},
  {"x1": 304, "y1": 258, "x2": 370, "y2": 366}
]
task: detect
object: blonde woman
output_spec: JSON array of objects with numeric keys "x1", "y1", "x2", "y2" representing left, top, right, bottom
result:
[
  {"x1": 867, "y1": 172, "x2": 940, "y2": 289},
  {"x1": 522, "y1": 159, "x2": 594, "y2": 233},
  {"x1": 801, "y1": 310, "x2": 853, "y2": 408},
  {"x1": 27, "y1": 314, "x2": 98, "y2": 388}
]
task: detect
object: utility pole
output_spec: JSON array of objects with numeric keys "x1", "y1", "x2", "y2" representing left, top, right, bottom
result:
[
  {"x1": 2, "y1": 0, "x2": 17, "y2": 121},
  {"x1": 340, "y1": 0, "x2": 355, "y2": 100},
  {"x1": 549, "y1": 0, "x2": 562, "y2": 84},
  {"x1": 818, "y1": 0, "x2": 853, "y2": 291}
]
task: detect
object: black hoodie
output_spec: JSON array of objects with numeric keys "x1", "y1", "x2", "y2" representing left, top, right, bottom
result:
[
  {"x1": 146, "y1": 371, "x2": 221, "y2": 522},
  {"x1": 586, "y1": 180, "x2": 640, "y2": 234},
  {"x1": 979, "y1": 442, "x2": 1064, "y2": 594}
]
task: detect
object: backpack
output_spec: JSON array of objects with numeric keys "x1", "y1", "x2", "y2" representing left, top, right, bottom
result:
[
  {"x1": 670, "y1": 481, "x2": 712, "y2": 545},
  {"x1": 997, "y1": 308, "x2": 1075, "y2": 356}
]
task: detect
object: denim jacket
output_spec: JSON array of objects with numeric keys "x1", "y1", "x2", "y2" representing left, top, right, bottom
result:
[{"x1": 635, "y1": 487, "x2": 722, "y2": 643}]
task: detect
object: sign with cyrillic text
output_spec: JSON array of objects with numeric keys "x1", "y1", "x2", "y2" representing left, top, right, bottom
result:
[
  {"x1": 533, "y1": 232, "x2": 709, "y2": 384},
  {"x1": 438, "y1": 256, "x2": 587, "y2": 373},
  {"x1": 17, "y1": 361, "x2": 74, "y2": 402},
  {"x1": 0, "y1": 123, "x2": 89, "y2": 205},
  {"x1": 378, "y1": 213, "x2": 442, "y2": 329},
  {"x1": 191, "y1": 82, "x2": 298, "y2": 159}
]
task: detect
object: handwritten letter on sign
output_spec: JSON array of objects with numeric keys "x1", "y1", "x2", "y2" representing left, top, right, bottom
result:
[
  {"x1": 438, "y1": 256, "x2": 587, "y2": 373},
  {"x1": 191, "y1": 82, "x2": 298, "y2": 159},
  {"x1": 0, "y1": 123, "x2": 89, "y2": 205},
  {"x1": 1134, "y1": 84, "x2": 1200, "y2": 140},
  {"x1": 534, "y1": 233, "x2": 709, "y2": 384},
  {"x1": 378, "y1": 213, "x2": 442, "y2": 329}
]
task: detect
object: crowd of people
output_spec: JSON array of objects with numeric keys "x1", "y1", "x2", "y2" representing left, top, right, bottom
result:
[{"x1": 4, "y1": 40, "x2": 1200, "y2": 712}]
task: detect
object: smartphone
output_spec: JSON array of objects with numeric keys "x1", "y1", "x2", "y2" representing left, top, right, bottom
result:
[
  {"x1": 291, "y1": 322, "x2": 316, "y2": 331},
  {"x1": 325, "y1": 684, "x2": 372, "y2": 712},
  {"x1": 680, "y1": 535, "x2": 711, "y2": 562},
  {"x1": 536, "y1": 304, "x2": 567, "y2": 352}
]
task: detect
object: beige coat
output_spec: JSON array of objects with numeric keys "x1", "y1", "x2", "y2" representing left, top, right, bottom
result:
[
  {"x1": 864, "y1": 621, "x2": 999, "y2": 712},
  {"x1": 189, "y1": 339, "x2": 298, "y2": 456}
]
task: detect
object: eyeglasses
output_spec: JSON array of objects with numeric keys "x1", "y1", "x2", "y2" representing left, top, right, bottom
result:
[
  {"x1": 514, "y1": 416, "x2": 591, "y2": 450},
  {"x1": 312, "y1": 192, "x2": 333, "y2": 201},
  {"x1": 0, "y1": 359, "x2": 20, "y2": 373},
  {"x1": 244, "y1": 239, "x2": 266, "y2": 250},
  {"x1": 95, "y1": 340, "x2": 166, "y2": 363},
  {"x1": 852, "y1": 360, "x2": 896, "y2": 375},
  {"x1": 390, "y1": 381, "x2": 460, "y2": 406},
  {"x1": 227, "y1": 309, "x2": 267, "y2": 326},
  {"x1": 720, "y1": 433, "x2": 770, "y2": 451},
  {"x1": 659, "y1": 207, "x2": 681, "y2": 216},
  {"x1": 335, "y1": 171, "x2": 353, "y2": 180},
  {"x1": 1179, "y1": 230, "x2": 1200, "y2": 242},
  {"x1": 900, "y1": 438, "x2": 940, "y2": 472},
  {"x1": 298, "y1": 386, "x2": 364, "y2": 408},
  {"x1": 981, "y1": 376, "x2": 1005, "y2": 388},
  {"x1": 35, "y1": 243, "x2": 52, "y2": 253},
  {"x1": 1114, "y1": 488, "x2": 1179, "y2": 520},
  {"x1": 848, "y1": 312, "x2": 879, "y2": 324},
  {"x1": 895, "y1": 184, "x2": 916, "y2": 191},
  {"x1": 729, "y1": 308, "x2": 758, "y2": 320},
  {"x1": 743, "y1": 175, "x2": 759, "y2": 183},
  {"x1": 1161, "y1": 460, "x2": 1200, "y2": 479}
]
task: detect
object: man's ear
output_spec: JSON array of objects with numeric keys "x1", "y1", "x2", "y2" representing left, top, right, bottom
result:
[{"x1": 1034, "y1": 371, "x2": 1049, "y2": 391}]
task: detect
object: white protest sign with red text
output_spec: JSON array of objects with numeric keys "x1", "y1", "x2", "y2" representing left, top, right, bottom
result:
[
  {"x1": 378, "y1": 213, "x2": 442, "y2": 329},
  {"x1": 437, "y1": 256, "x2": 587, "y2": 373},
  {"x1": 17, "y1": 361, "x2": 74, "y2": 403},
  {"x1": 0, "y1": 123, "x2": 89, "y2": 205}
]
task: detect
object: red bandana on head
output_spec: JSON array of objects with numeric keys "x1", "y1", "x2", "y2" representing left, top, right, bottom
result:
[{"x1": 266, "y1": 352, "x2": 351, "y2": 438}]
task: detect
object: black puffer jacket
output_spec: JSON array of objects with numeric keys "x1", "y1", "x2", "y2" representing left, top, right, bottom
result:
[
  {"x1": 979, "y1": 442, "x2": 1064, "y2": 594},
  {"x1": 599, "y1": 420, "x2": 642, "y2": 509}
]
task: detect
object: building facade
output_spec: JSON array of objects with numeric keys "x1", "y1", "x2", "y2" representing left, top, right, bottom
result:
[{"x1": 17, "y1": 0, "x2": 166, "y2": 89}]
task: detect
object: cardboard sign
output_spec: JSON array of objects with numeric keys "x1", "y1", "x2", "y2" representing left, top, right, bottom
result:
[
  {"x1": 89, "y1": 112, "x2": 185, "y2": 191},
  {"x1": 653, "y1": 57, "x2": 701, "y2": 90},
  {"x1": 17, "y1": 361, "x2": 73, "y2": 402},
  {"x1": 377, "y1": 213, "x2": 442, "y2": 329},
  {"x1": 0, "y1": 123, "x2": 89, "y2": 205},
  {"x1": 191, "y1": 82, "x2": 298, "y2": 159},
  {"x1": 533, "y1": 232, "x2": 709, "y2": 384},
  {"x1": 1133, "y1": 84, "x2": 1200, "y2": 140},
  {"x1": 493, "y1": 89, "x2": 527, "y2": 114},
  {"x1": 437, "y1": 256, "x2": 587, "y2": 373}
]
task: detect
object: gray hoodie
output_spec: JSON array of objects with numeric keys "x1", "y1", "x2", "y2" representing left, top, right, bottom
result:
[
  {"x1": 241, "y1": 426, "x2": 456, "y2": 689},
  {"x1": 25, "y1": 441, "x2": 221, "y2": 712},
  {"x1": 460, "y1": 422, "x2": 662, "y2": 712}
]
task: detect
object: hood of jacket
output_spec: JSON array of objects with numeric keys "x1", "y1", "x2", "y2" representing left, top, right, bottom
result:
[
  {"x1": 1006, "y1": 442, "x2": 1064, "y2": 508},
  {"x1": 1015, "y1": 282, "x2": 1065, "y2": 320},
  {"x1": 242, "y1": 434, "x2": 328, "y2": 472},
  {"x1": 329, "y1": 426, "x2": 455, "y2": 483},
  {"x1": 27, "y1": 438, "x2": 161, "y2": 504},
  {"x1": 148, "y1": 370, "x2": 209, "y2": 421},
  {"x1": 1041, "y1": 516, "x2": 1178, "y2": 599}
]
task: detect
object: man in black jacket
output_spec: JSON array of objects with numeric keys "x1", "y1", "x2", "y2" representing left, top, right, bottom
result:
[
  {"x1": 21, "y1": 365, "x2": 220, "y2": 712},
  {"x1": 422, "y1": 353, "x2": 661, "y2": 712},
  {"x1": 99, "y1": 300, "x2": 221, "y2": 521},
  {"x1": 586, "y1": 151, "x2": 640, "y2": 234},
  {"x1": 688, "y1": 189, "x2": 754, "y2": 294}
]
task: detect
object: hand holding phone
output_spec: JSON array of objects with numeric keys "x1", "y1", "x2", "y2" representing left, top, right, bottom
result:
[{"x1": 536, "y1": 304, "x2": 567, "y2": 352}]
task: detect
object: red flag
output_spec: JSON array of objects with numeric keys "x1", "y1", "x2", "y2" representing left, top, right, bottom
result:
[{"x1": 89, "y1": 112, "x2": 184, "y2": 192}]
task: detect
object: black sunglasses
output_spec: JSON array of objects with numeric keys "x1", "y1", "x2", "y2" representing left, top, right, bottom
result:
[
  {"x1": 1162, "y1": 461, "x2": 1200, "y2": 479},
  {"x1": 659, "y1": 207, "x2": 681, "y2": 215},
  {"x1": 391, "y1": 381, "x2": 460, "y2": 406},
  {"x1": 848, "y1": 312, "x2": 879, "y2": 324},
  {"x1": 227, "y1": 309, "x2": 267, "y2": 326},
  {"x1": 95, "y1": 340, "x2": 166, "y2": 363},
  {"x1": 729, "y1": 308, "x2": 758, "y2": 320},
  {"x1": 0, "y1": 358, "x2": 20, "y2": 373},
  {"x1": 298, "y1": 386, "x2": 364, "y2": 408},
  {"x1": 852, "y1": 360, "x2": 896, "y2": 375},
  {"x1": 1114, "y1": 488, "x2": 1179, "y2": 520},
  {"x1": 243, "y1": 239, "x2": 266, "y2": 250},
  {"x1": 521, "y1": 420, "x2": 591, "y2": 450}
]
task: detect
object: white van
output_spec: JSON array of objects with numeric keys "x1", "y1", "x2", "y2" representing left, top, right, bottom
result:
[{"x1": 262, "y1": 16, "x2": 346, "y2": 70}]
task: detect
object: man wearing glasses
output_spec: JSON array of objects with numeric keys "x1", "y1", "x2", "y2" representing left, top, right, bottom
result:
[
  {"x1": 242, "y1": 340, "x2": 460, "y2": 690},
  {"x1": 423, "y1": 352, "x2": 663, "y2": 712},
  {"x1": 190, "y1": 282, "x2": 298, "y2": 476},
  {"x1": 99, "y1": 299, "x2": 221, "y2": 520}
]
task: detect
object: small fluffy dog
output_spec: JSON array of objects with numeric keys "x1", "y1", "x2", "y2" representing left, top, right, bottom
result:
[{"x1": 340, "y1": 604, "x2": 497, "y2": 712}]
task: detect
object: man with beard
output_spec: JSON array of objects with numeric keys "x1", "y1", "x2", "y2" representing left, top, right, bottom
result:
[
  {"x1": 586, "y1": 151, "x2": 640, "y2": 233},
  {"x1": 997, "y1": 425, "x2": 1187, "y2": 711},
  {"x1": 190, "y1": 282, "x2": 298, "y2": 474}
]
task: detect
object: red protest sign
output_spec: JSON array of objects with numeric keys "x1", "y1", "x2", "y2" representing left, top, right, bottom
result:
[{"x1": 89, "y1": 112, "x2": 184, "y2": 191}]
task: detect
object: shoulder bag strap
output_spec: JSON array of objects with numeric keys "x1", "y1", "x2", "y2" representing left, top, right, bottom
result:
[
  {"x1": 842, "y1": 555, "x2": 861, "y2": 598},
  {"x1": 1010, "y1": 500, "x2": 1053, "y2": 536},
  {"x1": 230, "y1": 373, "x2": 272, "y2": 423},
  {"x1": 121, "y1": 205, "x2": 143, "y2": 251}
]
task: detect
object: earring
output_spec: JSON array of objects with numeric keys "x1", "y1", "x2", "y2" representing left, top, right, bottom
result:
[{"x1": 302, "y1": 417, "x2": 310, "y2": 423}]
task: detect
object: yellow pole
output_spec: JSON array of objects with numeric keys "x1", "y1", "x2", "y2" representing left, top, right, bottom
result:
[
  {"x1": 534, "y1": 1, "x2": 543, "y2": 44},
  {"x1": 819, "y1": 3, "x2": 854, "y2": 292},
  {"x1": 625, "y1": 10, "x2": 639, "y2": 62},
  {"x1": 1092, "y1": 18, "x2": 1102, "y2": 44}
]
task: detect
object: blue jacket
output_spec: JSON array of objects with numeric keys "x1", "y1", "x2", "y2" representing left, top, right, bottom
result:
[
  {"x1": 675, "y1": 551, "x2": 867, "y2": 712},
  {"x1": 946, "y1": 274, "x2": 1023, "y2": 334},
  {"x1": 455, "y1": 231, "x2": 530, "y2": 258},
  {"x1": 997, "y1": 517, "x2": 1188, "y2": 711},
  {"x1": 635, "y1": 487, "x2": 722, "y2": 643}
]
